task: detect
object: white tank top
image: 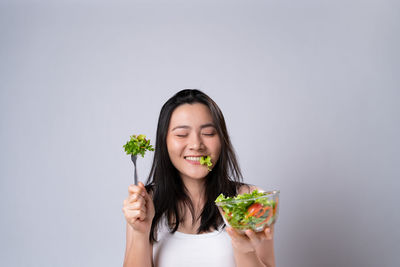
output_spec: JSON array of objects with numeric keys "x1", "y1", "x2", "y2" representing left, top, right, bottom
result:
[{"x1": 153, "y1": 218, "x2": 236, "y2": 267}]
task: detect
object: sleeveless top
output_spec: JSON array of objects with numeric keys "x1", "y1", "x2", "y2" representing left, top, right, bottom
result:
[{"x1": 153, "y1": 217, "x2": 236, "y2": 267}]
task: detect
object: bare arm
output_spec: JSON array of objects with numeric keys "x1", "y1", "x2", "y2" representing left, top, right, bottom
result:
[
  {"x1": 123, "y1": 224, "x2": 153, "y2": 267},
  {"x1": 122, "y1": 182, "x2": 155, "y2": 267},
  {"x1": 233, "y1": 250, "x2": 266, "y2": 267},
  {"x1": 253, "y1": 230, "x2": 275, "y2": 267}
]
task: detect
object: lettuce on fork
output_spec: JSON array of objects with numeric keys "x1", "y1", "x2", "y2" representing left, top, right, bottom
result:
[{"x1": 123, "y1": 134, "x2": 154, "y2": 157}]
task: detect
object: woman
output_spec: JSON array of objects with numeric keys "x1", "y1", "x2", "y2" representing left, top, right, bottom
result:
[{"x1": 122, "y1": 89, "x2": 275, "y2": 267}]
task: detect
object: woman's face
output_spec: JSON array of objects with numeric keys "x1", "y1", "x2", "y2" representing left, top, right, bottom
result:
[{"x1": 166, "y1": 103, "x2": 222, "y2": 182}]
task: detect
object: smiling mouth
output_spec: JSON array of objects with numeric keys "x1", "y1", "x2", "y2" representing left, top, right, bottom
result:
[{"x1": 184, "y1": 156, "x2": 203, "y2": 161}]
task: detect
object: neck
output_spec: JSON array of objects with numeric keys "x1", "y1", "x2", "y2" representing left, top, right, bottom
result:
[{"x1": 181, "y1": 176, "x2": 207, "y2": 205}]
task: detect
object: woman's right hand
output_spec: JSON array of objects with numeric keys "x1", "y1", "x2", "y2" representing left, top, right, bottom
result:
[{"x1": 122, "y1": 181, "x2": 155, "y2": 235}]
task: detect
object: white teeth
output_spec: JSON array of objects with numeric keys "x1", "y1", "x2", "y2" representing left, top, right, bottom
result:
[{"x1": 185, "y1": 156, "x2": 201, "y2": 161}]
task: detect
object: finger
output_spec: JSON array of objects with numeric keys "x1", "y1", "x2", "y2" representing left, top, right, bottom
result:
[
  {"x1": 138, "y1": 182, "x2": 150, "y2": 197},
  {"x1": 128, "y1": 184, "x2": 146, "y2": 197},
  {"x1": 138, "y1": 182, "x2": 153, "y2": 204},
  {"x1": 138, "y1": 181, "x2": 145, "y2": 188},
  {"x1": 264, "y1": 227, "x2": 273, "y2": 240},
  {"x1": 125, "y1": 195, "x2": 146, "y2": 209},
  {"x1": 270, "y1": 224, "x2": 275, "y2": 233},
  {"x1": 123, "y1": 195, "x2": 146, "y2": 213},
  {"x1": 226, "y1": 227, "x2": 247, "y2": 242},
  {"x1": 127, "y1": 193, "x2": 145, "y2": 204},
  {"x1": 126, "y1": 202, "x2": 147, "y2": 213},
  {"x1": 123, "y1": 208, "x2": 147, "y2": 221},
  {"x1": 245, "y1": 229, "x2": 262, "y2": 246}
]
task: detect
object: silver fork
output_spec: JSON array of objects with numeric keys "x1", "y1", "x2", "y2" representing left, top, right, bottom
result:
[{"x1": 131, "y1": 154, "x2": 138, "y2": 185}]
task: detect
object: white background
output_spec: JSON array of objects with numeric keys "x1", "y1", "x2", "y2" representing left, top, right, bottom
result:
[{"x1": 1, "y1": 0, "x2": 399, "y2": 266}]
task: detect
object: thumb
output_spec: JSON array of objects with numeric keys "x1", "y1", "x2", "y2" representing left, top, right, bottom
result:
[
  {"x1": 138, "y1": 181, "x2": 145, "y2": 189},
  {"x1": 138, "y1": 182, "x2": 148, "y2": 197},
  {"x1": 138, "y1": 182, "x2": 154, "y2": 206}
]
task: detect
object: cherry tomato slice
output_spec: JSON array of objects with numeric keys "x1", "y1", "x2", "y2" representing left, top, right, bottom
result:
[
  {"x1": 246, "y1": 203, "x2": 272, "y2": 219},
  {"x1": 246, "y1": 203, "x2": 263, "y2": 218}
]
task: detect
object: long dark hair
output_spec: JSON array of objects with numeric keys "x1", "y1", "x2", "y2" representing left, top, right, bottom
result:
[{"x1": 145, "y1": 89, "x2": 243, "y2": 243}]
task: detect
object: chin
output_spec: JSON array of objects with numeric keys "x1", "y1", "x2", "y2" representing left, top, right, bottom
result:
[{"x1": 181, "y1": 169, "x2": 209, "y2": 180}]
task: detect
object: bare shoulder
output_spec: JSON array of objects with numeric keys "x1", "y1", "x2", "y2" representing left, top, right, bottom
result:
[{"x1": 238, "y1": 183, "x2": 263, "y2": 194}]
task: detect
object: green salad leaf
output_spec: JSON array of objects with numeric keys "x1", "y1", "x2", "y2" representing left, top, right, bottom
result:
[
  {"x1": 200, "y1": 155, "x2": 212, "y2": 171},
  {"x1": 123, "y1": 134, "x2": 154, "y2": 157}
]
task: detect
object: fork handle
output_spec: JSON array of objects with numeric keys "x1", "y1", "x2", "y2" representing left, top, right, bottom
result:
[
  {"x1": 131, "y1": 154, "x2": 138, "y2": 185},
  {"x1": 134, "y1": 165, "x2": 138, "y2": 185}
]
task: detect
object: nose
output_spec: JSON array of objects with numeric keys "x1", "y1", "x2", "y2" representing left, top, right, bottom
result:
[{"x1": 189, "y1": 133, "x2": 204, "y2": 150}]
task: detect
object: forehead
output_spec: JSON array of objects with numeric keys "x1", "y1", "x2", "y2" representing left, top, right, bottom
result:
[{"x1": 169, "y1": 103, "x2": 213, "y2": 128}]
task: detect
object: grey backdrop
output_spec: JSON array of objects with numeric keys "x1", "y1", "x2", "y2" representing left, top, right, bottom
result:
[{"x1": 1, "y1": 1, "x2": 399, "y2": 266}]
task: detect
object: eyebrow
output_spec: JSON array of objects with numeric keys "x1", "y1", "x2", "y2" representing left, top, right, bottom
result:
[{"x1": 171, "y1": 123, "x2": 216, "y2": 131}]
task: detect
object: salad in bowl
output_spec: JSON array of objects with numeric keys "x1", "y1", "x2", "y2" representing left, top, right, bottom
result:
[{"x1": 215, "y1": 189, "x2": 279, "y2": 233}]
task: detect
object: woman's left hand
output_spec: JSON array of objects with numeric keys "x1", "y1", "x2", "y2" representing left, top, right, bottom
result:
[{"x1": 226, "y1": 225, "x2": 274, "y2": 254}]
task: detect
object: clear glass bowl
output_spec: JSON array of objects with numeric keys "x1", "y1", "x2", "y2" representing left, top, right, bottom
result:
[{"x1": 215, "y1": 190, "x2": 280, "y2": 233}]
